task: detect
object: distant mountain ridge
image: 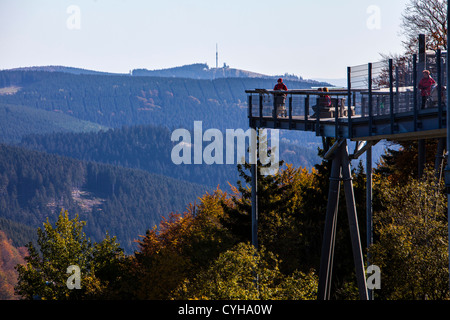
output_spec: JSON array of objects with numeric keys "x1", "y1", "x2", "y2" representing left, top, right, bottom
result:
[
  {"x1": 5, "y1": 65, "x2": 124, "y2": 76},
  {"x1": 132, "y1": 63, "x2": 324, "y2": 83},
  {"x1": 0, "y1": 69, "x2": 332, "y2": 133},
  {"x1": 4, "y1": 63, "x2": 329, "y2": 85}
]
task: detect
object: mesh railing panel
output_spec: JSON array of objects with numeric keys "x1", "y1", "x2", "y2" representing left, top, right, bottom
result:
[{"x1": 248, "y1": 51, "x2": 447, "y2": 120}]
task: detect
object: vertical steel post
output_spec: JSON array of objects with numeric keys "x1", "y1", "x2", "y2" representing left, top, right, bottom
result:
[
  {"x1": 445, "y1": 0, "x2": 450, "y2": 296},
  {"x1": 368, "y1": 63, "x2": 373, "y2": 136},
  {"x1": 347, "y1": 67, "x2": 352, "y2": 139},
  {"x1": 366, "y1": 144, "x2": 373, "y2": 300},
  {"x1": 248, "y1": 95, "x2": 253, "y2": 119},
  {"x1": 335, "y1": 99, "x2": 339, "y2": 138},
  {"x1": 437, "y1": 49, "x2": 443, "y2": 129},
  {"x1": 259, "y1": 94, "x2": 263, "y2": 125},
  {"x1": 389, "y1": 59, "x2": 395, "y2": 134},
  {"x1": 305, "y1": 95, "x2": 309, "y2": 122},
  {"x1": 289, "y1": 95, "x2": 293, "y2": 129},
  {"x1": 316, "y1": 95, "x2": 321, "y2": 136},
  {"x1": 418, "y1": 34, "x2": 426, "y2": 71},
  {"x1": 251, "y1": 128, "x2": 258, "y2": 250},
  {"x1": 413, "y1": 54, "x2": 418, "y2": 131},
  {"x1": 417, "y1": 35, "x2": 427, "y2": 178},
  {"x1": 395, "y1": 66, "x2": 399, "y2": 113}
]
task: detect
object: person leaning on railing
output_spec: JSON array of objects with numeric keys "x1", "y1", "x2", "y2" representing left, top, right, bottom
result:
[
  {"x1": 273, "y1": 78, "x2": 288, "y2": 117},
  {"x1": 321, "y1": 87, "x2": 332, "y2": 107},
  {"x1": 418, "y1": 70, "x2": 436, "y2": 109}
]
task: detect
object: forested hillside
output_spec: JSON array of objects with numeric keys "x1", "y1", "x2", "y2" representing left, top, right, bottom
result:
[
  {"x1": 0, "y1": 144, "x2": 208, "y2": 253},
  {"x1": 0, "y1": 102, "x2": 107, "y2": 144},
  {"x1": 19, "y1": 124, "x2": 321, "y2": 188},
  {"x1": 0, "y1": 70, "x2": 329, "y2": 131}
]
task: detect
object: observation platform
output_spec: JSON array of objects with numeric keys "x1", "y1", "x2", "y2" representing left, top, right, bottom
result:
[
  {"x1": 246, "y1": 51, "x2": 448, "y2": 142},
  {"x1": 246, "y1": 88, "x2": 447, "y2": 142}
]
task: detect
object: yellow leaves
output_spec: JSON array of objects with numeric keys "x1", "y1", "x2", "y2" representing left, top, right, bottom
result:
[
  {"x1": 133, "y1": 189, "x2": 235, "y2": 299},
  {"x1": 369, "y1": 170, "x2": 449, "y2": 299},
  {"x1": 172, "y1": 242, "x2": 318, "y2": 300}
]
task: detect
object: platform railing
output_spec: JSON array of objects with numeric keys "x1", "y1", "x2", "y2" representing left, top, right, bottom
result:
[{"x1": 247, "y1": 50, "x2": 448, "y2": 138}]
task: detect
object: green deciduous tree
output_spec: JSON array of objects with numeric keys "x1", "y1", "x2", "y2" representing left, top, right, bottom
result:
[
  {"x1": 369, "y1": 170, "x2": 449, "y2": 299},
  {"x1": 15, "y1": 209, "x2": 125, "y2": 300}
]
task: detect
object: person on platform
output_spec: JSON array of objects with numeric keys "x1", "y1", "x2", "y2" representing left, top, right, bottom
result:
[
  {"x1": 418, "y1": 70, "x2": 436, "y2": 108},
  {"x1": 322, "y1": 87, "x2": 332, "y2": 107},
  {"x1": 273, "y1": 78, "x2": 288, "y2": 117}
]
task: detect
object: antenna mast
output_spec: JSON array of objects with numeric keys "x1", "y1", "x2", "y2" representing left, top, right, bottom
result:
[{"x1": 216, "y1": 43, "x2": 218, "y2": 69}]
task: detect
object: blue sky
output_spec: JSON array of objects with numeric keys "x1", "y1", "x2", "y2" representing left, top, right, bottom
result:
[{"x1": 0, "y1": 0, "x2": 409, "y2": 80}]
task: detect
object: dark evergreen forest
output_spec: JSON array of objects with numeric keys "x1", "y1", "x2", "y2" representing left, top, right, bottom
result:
[
  {"x1": 0, "y1": 144, "x2": 208, "y2": 253},
  {"x1": 19, "y1": 125, "x2": 321, "y2": 189}
]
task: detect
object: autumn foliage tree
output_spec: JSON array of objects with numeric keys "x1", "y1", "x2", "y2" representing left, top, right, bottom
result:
[
  {"x1": 401, "y1": 0, "x2": 447, "y2": 53},
  {"x1": 172, "y1": 242, "x2": 318, "y2": 300},
  {"x1": 0, "y1": 230, "x2": 26, "y2": 300},
  {"x1": 369, "y1": 170, "x2": 449, "y2": 299},
  {"x1": 130, "y1": 190, "x2": 236, "y2": 299}
]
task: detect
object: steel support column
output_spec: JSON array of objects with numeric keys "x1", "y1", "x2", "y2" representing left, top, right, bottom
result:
[
  {"x1": 445, "y1": 0, "x2": 450, "y2": 295},
  {"x1": 317, "y1": 139, "x2": 369, "y2": 300},
  {"x1": 366, "y1": 144, "x2": 373, "y2": 300},
  {"x1": 251, "y1": 128, "x2": 258, "y2": 250},
  {"x1": 317, "y1": 143, "x2": 342, "y2": 300},
  {"x1": 418, "y1": 34, "x2": 426, "y2": 178},
  {"x1": 341, "y1": 142, "x2": 368, "y2": 300}
]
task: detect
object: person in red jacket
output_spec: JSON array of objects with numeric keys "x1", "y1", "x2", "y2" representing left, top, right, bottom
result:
[
  {"x1": 322, "y1": 87, "x2": 332, "y2": 107},
  {"x1": 273, "y1": 78, "x2": 288, "y2": 117},
  {"x1": 418, "y1": 70, "x2": 436, "y2": 108},
  {"x1": 274, "y1": 77, "x2": 288, "y2": 91}
]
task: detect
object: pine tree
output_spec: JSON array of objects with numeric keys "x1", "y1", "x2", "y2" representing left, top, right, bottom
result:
[{"x1": 220, "y1": 131, "x2": 292, "y2": 251}]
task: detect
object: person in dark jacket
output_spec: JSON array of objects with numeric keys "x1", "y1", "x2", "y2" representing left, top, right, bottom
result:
[
  {"x1": 273, "y1": 78, "x2": 288, "y2": 117},
  {"x1": 418, "y1": 70, "x2": 436, "y2": 108}
]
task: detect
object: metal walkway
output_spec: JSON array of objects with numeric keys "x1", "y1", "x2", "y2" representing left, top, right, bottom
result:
[{"x1": 246, "y1": 89, "x2": 446, "y2": 141}]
